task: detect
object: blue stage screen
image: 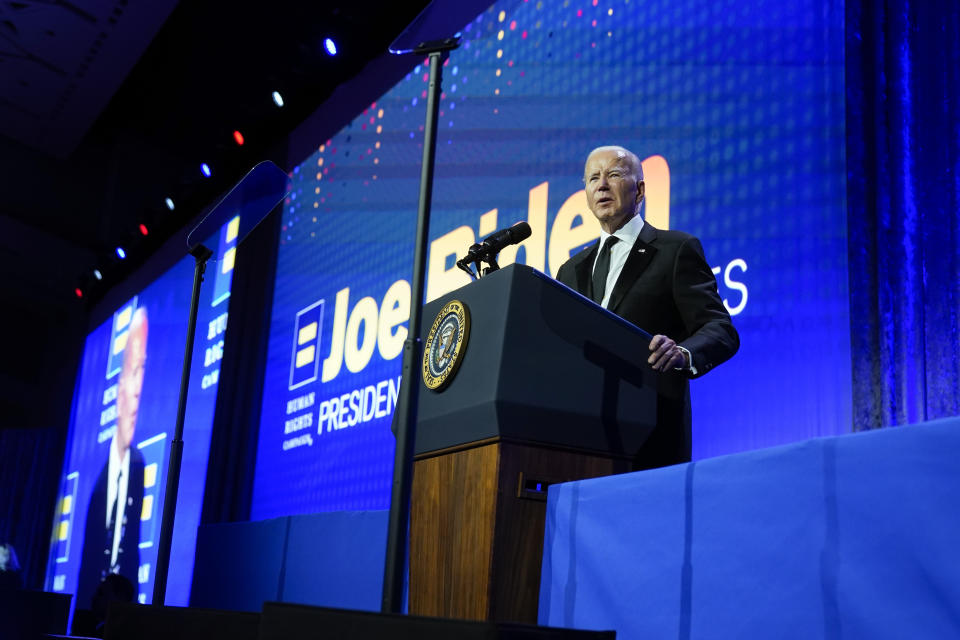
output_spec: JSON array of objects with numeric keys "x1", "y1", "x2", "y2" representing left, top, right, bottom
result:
[
  {"x1": 45, "y1": 219, "x2": 240, "y2": 609},
  {"x1": 252, "y1": 0, "x2": 849, "y2": 519}
]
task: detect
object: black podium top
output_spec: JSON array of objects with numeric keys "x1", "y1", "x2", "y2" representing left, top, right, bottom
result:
[{"x1": 412, "y1": 264, "x2": 658, "y2": 457}]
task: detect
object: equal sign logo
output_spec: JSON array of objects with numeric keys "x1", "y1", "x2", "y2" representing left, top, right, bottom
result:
[
  {"x1": 289, "y1": 299, "x2": 325, "y2": 390},
  {"x1": 54, "y1": 472, "x2": 79, "y2": 564},
  {"x1": 211, "y1": 215, "x2": 240, "y2": 307},
  {"x1": 106, "y1": 298, "x2": 138, "y2": 379}
]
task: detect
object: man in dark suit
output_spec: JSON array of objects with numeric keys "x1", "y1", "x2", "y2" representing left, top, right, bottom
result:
[
  {"x1": 557, "y1": 146, "x2": 739, "y2": 469},
  {"x1": 76, "y1": 308, "x2": 148, "y2": 610}
]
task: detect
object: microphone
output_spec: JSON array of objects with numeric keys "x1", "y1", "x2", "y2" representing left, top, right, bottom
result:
[
  {"x1": 456, "y1": 221, "x2": 532, "y2": 279},
  {"x1": 479, "y1": 221, "x2": 531, "y2": 255}
]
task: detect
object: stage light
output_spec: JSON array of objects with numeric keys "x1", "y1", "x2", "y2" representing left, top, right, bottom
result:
[
  {"x1": 116, "y1": 247, "x2": 126, "y2": 259},
  {"x1": 201, "y1": 163, "x2": 212, "y2": 177},
  {"x1": 139, "y1": 223, "x2": 149, "y2": 236},
  {"x1": 324, "y1": 38, "x2": 337, "y2": 56},
  {"x1": 272, "y1": 91, "x2": 284, "y2": 107},
  {"x1": 233, "y1": 130, "x2": 245, "y2": 145},
  {"x1": 165, "y1": 197, "x2": 175, "y2": 210},
  {"x1": 75, "y1": 288, "x2": 83, "y2": 298},
  {"x1": 93, "y1": 269, "x2": 102, "y2": 281}
]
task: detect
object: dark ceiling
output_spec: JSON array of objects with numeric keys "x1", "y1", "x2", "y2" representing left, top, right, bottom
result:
[
  {"x1": 0, "y1": 0, "x2": 462, "y2": 428},
  {"x1": 0, "y1": 0, "x2": 438, "y2": 317}
]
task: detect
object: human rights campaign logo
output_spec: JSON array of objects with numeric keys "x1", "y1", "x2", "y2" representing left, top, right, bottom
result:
[
  {"x1": 106, "y1": 298, "x2": 138, "y2": 379},
  {"x1": 212, "y1": 215, "x2": 240, "y2": 307},
  {"x1": 288, "y1": 299, "x2": 324, "y2": 390}
]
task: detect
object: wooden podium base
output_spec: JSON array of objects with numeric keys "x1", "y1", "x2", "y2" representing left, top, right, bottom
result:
[{"x1": 409, "y1": 439, "x2": 628, "y2": 623}]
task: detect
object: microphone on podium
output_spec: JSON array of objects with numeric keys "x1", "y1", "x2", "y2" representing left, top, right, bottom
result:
[
  {"x1": 456, "y1": 221, "x2": 531, "y2": 279},
  {"x1": 478, "y1": 221, "x2": 532, "y2": 255}
]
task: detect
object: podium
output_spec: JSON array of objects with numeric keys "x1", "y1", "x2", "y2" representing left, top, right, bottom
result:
[{"x1": 408, "y1": 264, "x2": 658, "y2": 623}]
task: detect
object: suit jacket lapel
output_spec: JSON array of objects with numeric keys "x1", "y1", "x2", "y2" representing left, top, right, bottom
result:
[
  {"x1": 574, "y1": 241, "x2": 599, "y2": 297},
  {"x1": 608, "y1": 222, "x2": 658, "y2": 313}
]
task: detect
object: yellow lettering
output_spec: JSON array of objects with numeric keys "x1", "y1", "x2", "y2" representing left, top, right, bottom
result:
[
  {"x1": 547, "y1": 190, "x2": 599, "y2": 276},
  {"x1": 426, "y1": 225, "x2": 475, "y2": 302},
  {"x1": 344, "y1": 296, "x2": 379, "y2": 373},
  {"x1": 641, "y1": 155, "x2": 670, "y2": 230},
  {"x1": 498, "y1": 181, "x2": 547, "y2": 271},
  {"x1": 378, "y1": 280, "x2": 410, "y2": 361},
  {"x1": 321, "y1": 287, "x2": 350, "y2": 382},
  {"x1": 478, "y1": 208, "x2": 498, "y2": 236}
]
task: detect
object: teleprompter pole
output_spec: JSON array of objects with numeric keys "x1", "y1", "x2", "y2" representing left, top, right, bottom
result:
[
  {"x1": 381, "y1": 48, "x2": 450, "y2": 614},
  {"x1": 152, "y1": 243, "x2": 213, "y2": 605}
]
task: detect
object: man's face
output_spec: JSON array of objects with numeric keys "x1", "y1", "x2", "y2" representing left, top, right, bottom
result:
[
  {"x1": 116, "y1": 329, "x2": 146, "y2": 453},
  {"x1": 584, "y1": 149, "x2": 644, "y2": 233}
]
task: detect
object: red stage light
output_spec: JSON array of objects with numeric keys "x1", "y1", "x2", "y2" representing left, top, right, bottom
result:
[
  {"x1": 75, "y1": 288, "x2": 83, "y2": 298},
  {"x1": 139, "y1": 223, "x2": 149, "y2": 236},
  {"x1": 233, "y1": 130, "x2": 245, "y2": 145}
]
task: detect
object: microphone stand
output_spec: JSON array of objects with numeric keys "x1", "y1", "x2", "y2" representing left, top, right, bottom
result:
[
  {"x1": 382, "y1": 36, "x2": 459, "y2": 615},
  {"x1": 456, "y1": 244, "x2": 501, "y2": 280},
  {"x1": 152, "y1": 242, "x2": 213, "y2": 605}
]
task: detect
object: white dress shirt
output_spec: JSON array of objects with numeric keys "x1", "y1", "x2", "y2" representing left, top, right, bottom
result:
[
  {"x1": 106, "y1": 436, "x2": 131, "y2": 568},
  {"x1": 591, "y1": 212, "x2": 645, "y2": 309}
]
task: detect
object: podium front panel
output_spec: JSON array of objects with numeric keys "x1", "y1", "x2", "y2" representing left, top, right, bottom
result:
[{"x1": 413, "y1": 264, "x2": 657, "y2": 457}]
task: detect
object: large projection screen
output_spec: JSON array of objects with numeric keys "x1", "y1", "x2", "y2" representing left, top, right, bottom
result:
[
  {"x1": 252, "y1": 0, "x2": 849, "y2": 519},
  {"x1": 45, "y1": 218, "x2": 241, "y2": 609}
]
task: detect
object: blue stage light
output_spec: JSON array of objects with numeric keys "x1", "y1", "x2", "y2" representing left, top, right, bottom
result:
[
  {"x1": 201, "y1": 163, "x2": 212, "y2": 177},
  {"x1": 116, "y1": 247, "x2": 126, "y2": 259},
  {"x1": 324, "y1": 38, "x2": 337, "y2": 56},
  {"x1": 165, "y1": 197, "x2": 175, "y2": 210},
  {"x1": 272, "y1": 91, "x2": 284, "y2": 107},
  {"x1": 93, "y1": 269, "x2": 102, "y2": 281}
]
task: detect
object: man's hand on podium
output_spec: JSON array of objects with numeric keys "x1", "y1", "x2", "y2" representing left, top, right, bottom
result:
[{"x1": 648, "y1": 334, "x2": 691, "y2": 372}]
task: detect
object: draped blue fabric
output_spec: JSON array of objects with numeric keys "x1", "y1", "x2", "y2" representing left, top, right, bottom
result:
[
  {"x1": 0, "y1": 428, "x2": 64, "y2": 589},
  {"x1": 846, "y1": 0, "x2": 960, "y2": 430}
]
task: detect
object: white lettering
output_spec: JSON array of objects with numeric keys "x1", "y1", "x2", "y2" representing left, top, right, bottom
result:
[
  {"x1": 723, "y1": 258, "x2": 749, "y2": 316},
  {"x1": 207, "y1": 313, "x2": 228, "y2": 340},
  {"x1": 311, "y1": 376, "x2": 401, "y2": 440},
  {"x1": 201, "y1": 369, "x2": 220, "y2": 389},
  {"x1": 282, "y1": 433, "x2": 314, "y2": 450},
  {"x1": 286, "y1": 392, "x2": 316, "y2": 415},
  {"x1": 375, "y1": 380, "x2": 388, "y2": 418},
  {"x1": 362, "y1": 385, "x2": 377, "y2": 422},
  {"x1": 204, "y1": 340, "x2": 224, "y2": 367},
  {"x1": 284, "y1": 413, "x2": 313, "y2": 434}
]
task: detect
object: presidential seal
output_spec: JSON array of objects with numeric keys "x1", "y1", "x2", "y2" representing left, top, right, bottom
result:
[{"x1": 422, "y1": 300, "x2": 470, "y2": 391}]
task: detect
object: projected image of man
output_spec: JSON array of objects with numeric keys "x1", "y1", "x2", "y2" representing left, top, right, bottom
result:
[
  {"x1": 77, "y1": 308, "x2": 148, "y2": 609},
  {"x1": 557, "y1": 146, "x2": 739, "y2": 469}
]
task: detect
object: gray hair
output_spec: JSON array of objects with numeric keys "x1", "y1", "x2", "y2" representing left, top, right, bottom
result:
[{"x1": 585, "y1": 145, "x2": 644, "y2": 181}]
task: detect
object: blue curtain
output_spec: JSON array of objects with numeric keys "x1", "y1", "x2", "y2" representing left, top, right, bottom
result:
[
  {"x1": 0, "y1": 427, "x2": 64, "y2": 590},
  {"x1": 846, "y1": 1, "x2": 960, "y2": 430}
]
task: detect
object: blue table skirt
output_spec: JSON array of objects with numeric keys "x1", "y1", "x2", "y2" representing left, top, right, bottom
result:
[{"x1": 539, "y1": 417, "x2": 960, "y2": 639}]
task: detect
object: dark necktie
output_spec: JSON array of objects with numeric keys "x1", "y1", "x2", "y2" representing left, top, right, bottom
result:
[
  {"x1": 108, "y1": 469, "x2": 122, "y2": 531},
  {"x1": 591, "y1": 236, "x2": 619, "y2": 304},
  {"x1": 105, "y1": 468, "x2": 122, "y2": 570}
]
